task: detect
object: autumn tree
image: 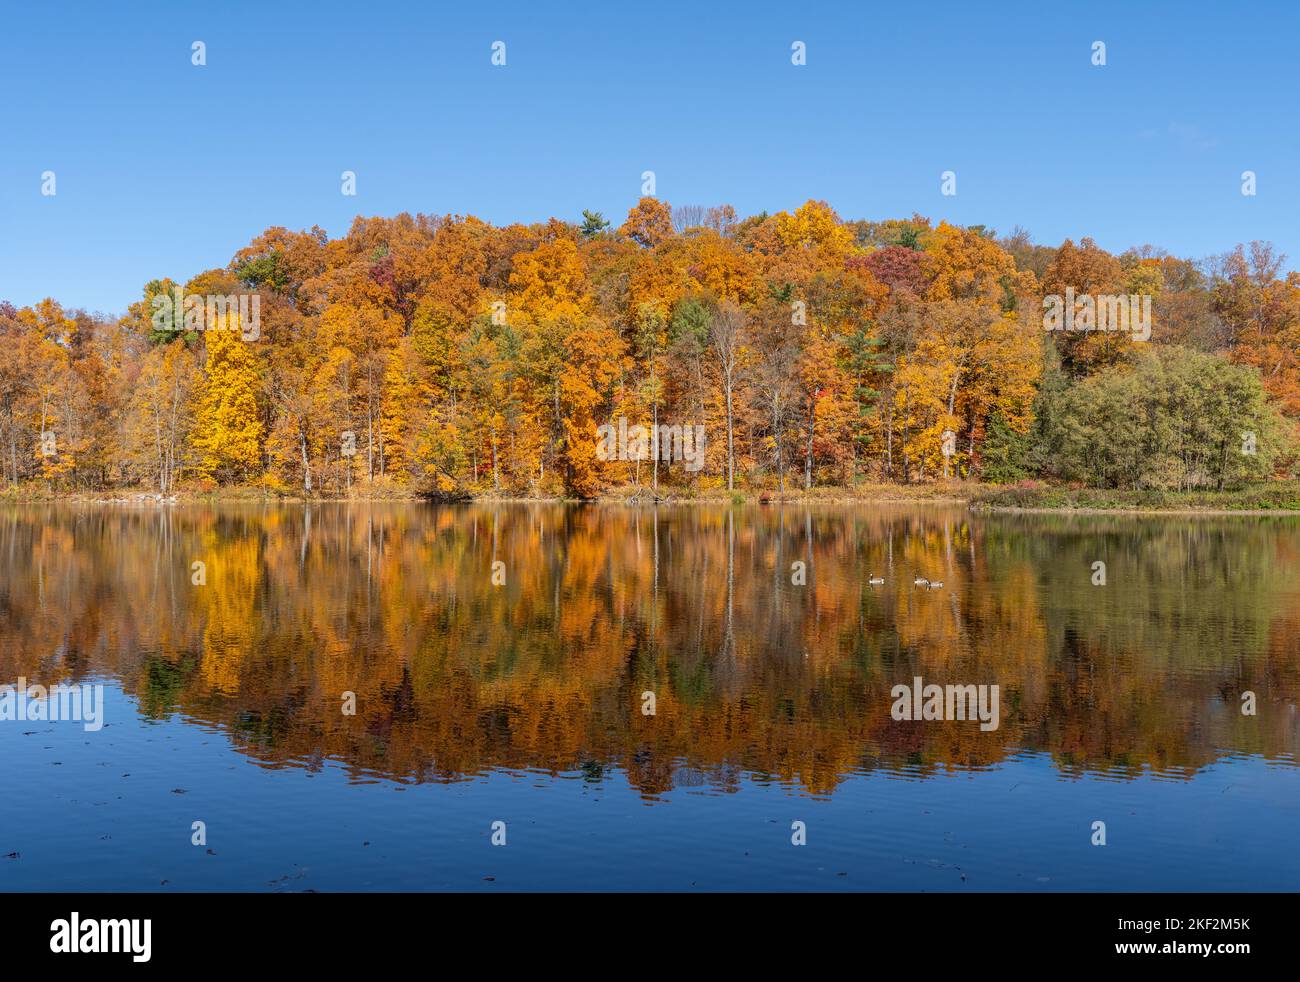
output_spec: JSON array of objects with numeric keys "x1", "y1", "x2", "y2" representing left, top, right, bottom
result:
[
  {"x1": 619, "y1": 197, "x2": 674, "y2": 250},
  {"x1": 708, "y1": 302, "x2": 746, "y2": 491},
  {"x1": 192, "y1": 318, "x2": 264, "y2": 483}
]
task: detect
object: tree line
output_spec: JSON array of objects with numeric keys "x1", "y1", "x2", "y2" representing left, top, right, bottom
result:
[{"x1": 2, "y1": 199, "x2": 1296, "y2": 497}]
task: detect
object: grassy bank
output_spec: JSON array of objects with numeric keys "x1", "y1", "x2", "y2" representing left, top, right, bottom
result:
[
  {"x1": 0, "y1": 484, "x2": 428, "y2": 505},
  {"x1": 595, "y1": 482, "x2": 971, "y2": 505},
  {"x1": 969, "y1": 481, "x2": 1300, "y2": 513},
  {"x1": 0, "y1": 482, "x2": 971, "y2": 506},
  {"x1": 7, "y1": 479, "x2": 1300, "y2": 513}
]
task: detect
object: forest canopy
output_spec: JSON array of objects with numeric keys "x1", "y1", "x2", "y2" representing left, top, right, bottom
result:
[{"x1": 2, "y1": 200, "x2": 1297, "y2": 498}]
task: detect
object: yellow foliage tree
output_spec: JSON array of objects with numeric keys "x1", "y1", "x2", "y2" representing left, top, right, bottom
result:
[{"x1": 192, "y1": 319, "x2": 264, "y2": 482}]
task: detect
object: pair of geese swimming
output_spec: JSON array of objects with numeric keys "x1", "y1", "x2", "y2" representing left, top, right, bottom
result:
[{"x1": 866, "y1": 574, "x2": 944, "y2": 589}]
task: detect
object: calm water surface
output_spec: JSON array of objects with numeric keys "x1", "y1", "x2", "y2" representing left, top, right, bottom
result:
[{"x1": 1, "y1": 502, "x2": 1298, "y2": 891}]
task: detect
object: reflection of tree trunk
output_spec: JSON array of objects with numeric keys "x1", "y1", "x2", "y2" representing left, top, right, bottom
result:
[
  {"x1": 804, "y1": 509, "x2": 814, "y2": 624},
  {"x1": 366, "y1": 513, "x2": 374, "y2": 617},
  {"x1": 553, "y1": 526, "x2": 561, "y2": 624},
  {"x1": 649, "y1": 510, "x2": 662, "y2": 679},
  {"x1": 653, "y1": 508, "x2": 660, "y2": 629},
  {"x1": 772, "y1": 506, "x2": 786, "y2": 671},
  {"x1": 944, "y1": 517, "x2": 962, "y2": 634},
  {"x1": 717, "y1": 510, "x2": 737, "y2": 687},
  {"x1": 775, "y1": 505, "x2": 784, "y2": 596},
  {"x1": 301, "y1": 504, "x2": 311, "y2": 566}
]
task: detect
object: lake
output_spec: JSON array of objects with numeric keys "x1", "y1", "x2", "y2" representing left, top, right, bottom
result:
[{"x1": 1, "y1": 502, "x2": 1298, "y2": 891}]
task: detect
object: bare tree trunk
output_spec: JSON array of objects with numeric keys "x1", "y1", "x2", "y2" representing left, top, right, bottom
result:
[
  {"x1": 774, "y1": 394, "x2": 785, "y2": 494},
  {"x1": 652, "y1": 398, "x2": 659, "y2": 493},
  {"x1": 804, "y1": 394, "x2": 815, "y2": 490},
  {"x1": 725, "y1": 382, "x2": 735, "y2": 491},
  {"x1": 901, "y1": 391, "x2": 910, "y2": 483},
  {"x1": 492, "y1": 429, "x2": 500, "y2": 491},
  {"x1": 886, "y1": 402, "x2": 894, "y2": 481},
  {"x1": 301, "y1": 429, "x2": 312, "y2": 493},
  {"x1": 367, "y1": 407, "x2": 374, "y2": 482}
]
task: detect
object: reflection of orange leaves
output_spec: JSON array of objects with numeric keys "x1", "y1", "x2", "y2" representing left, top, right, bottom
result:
[
  {"x1": 197, "y1": 534, "x2": 263, "y2": 695},
  {"x1": 2, "y1": 506, "x2": 1297, "y2": 796}
]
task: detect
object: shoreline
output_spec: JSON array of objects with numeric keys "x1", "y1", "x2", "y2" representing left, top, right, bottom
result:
[
  {"x1": 7, "y1": 485, "x2": 1300, "y2": 516},
  {"x1": 974, "y1": 504, "x2": 1300, "y2": 517}
]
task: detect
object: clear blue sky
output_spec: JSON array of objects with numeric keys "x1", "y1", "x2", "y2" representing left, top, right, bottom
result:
[{"x1": 2, "y1": 0, "x2": 1297, "y2": 314}]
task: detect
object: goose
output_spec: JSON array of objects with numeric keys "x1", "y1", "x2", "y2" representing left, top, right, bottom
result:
[
  {"x1": 913, "y1": 577, "x2": 930, "y2": 587},
  {"x1": 868, "y1": 573, "x2": 885, "y2": 585}
]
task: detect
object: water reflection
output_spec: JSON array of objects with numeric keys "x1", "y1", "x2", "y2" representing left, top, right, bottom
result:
[{"x1": 1, "y1": 503, "x2": 1297, "y2": 796}]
